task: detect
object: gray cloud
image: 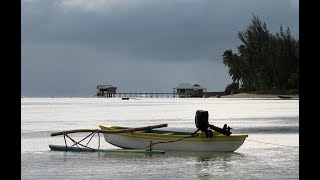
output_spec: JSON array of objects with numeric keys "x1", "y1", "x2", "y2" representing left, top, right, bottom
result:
[{"x1": 22, "y1": 0, "x2": 299, "y2": 97}]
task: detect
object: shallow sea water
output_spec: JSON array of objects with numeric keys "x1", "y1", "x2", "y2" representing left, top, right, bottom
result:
[{"x1": 21, "y1": 98, "x2": 299, "y2": 179}]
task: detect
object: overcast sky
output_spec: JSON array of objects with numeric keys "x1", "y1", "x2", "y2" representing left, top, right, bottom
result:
[{"x1": 22, "y1": 0, "x2": 299, "y2": 97}]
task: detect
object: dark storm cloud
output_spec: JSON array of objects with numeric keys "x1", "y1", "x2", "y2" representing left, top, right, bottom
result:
[
  {"x1": 23, "y1": 0, "x2": 298, "y2": 61},
  {"x1": 22, "y1": 0, "x2": 298, "y2": 96},
  {"x1": 22, "y1": 42, "x2": 229, "y2": 96}
]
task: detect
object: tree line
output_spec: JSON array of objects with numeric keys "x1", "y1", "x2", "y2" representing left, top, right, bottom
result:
[{"x1": 222, "y1": 15, "x2": 299, "y2": 94}]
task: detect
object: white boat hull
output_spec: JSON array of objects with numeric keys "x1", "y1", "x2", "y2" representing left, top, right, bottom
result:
[{"x1": 100, "y1": 125, "x2": 247, "y2": 152}]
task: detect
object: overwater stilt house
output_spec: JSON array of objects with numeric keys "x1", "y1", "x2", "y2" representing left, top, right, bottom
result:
[
  {"x1": 96, "y1": 85, "x2": 117, "y2": 97},
  {"x1": 173, "y1": 83, "x2": 207, "y2": 97}
]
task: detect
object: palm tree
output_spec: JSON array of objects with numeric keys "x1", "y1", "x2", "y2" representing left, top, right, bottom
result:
[
  {"x1": 221, "y1": 14, "x2": 298, "y2": 93},
  {"x1": 222, "y1": 50, "x2": 241, "y2": 83}
]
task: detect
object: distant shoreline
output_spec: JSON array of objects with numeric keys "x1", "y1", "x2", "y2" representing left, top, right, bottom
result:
[
  {"x1": 22, "y1": 93, "x2": 299, "y2": 99},
  {"x1": 215, "y1": 93, "x2": 299, "y2": 99}
]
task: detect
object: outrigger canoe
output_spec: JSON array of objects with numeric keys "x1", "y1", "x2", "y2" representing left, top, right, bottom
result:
[
  {"x1": 50, "y1": 110, "x2": 248, "y2": 152},
  {"x1": 99, "y1": 125, "x2": 248, "y2": 152}
]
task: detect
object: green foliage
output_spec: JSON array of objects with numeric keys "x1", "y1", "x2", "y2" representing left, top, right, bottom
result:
[
  {"x1": 225, "y1": 82, "x2": 239, "y2": 95},
  {"x1": 287, "y1": 72, "x2": 299, "y2": 89},
  {"x1": 222, "y1": 15, "x2": 299, "y2": 93}
]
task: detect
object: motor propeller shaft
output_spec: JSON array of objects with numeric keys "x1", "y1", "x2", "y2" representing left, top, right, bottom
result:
[{"x1": 209, "y1": 124, "x2": 232, "y2": 136}]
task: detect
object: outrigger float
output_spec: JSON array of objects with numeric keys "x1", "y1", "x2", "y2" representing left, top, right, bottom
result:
[{"x1": 50, "y1": 110, "x2": 248, "y2": 153}]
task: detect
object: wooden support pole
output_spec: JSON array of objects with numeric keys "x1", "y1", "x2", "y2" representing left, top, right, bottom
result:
[{"x1": 51, "y1": 123, "x2": 168, "y2": 137}]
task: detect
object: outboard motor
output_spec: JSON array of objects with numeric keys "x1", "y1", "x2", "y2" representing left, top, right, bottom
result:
[
  {"x1": 195, "y1": 110, "x2": 209, "y2": 132},
  {"x1": 194, "y1": 110, "x2": 232, "y2": 137}
]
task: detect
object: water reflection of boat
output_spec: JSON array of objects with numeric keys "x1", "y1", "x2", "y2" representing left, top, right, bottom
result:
[{"x1": 194, "y1": 152, "x2": 244, "y2": 179}]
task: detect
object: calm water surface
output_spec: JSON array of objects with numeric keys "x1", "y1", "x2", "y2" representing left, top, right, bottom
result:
[{"x1": 21, "y1": 98, "x2": 299, "y2": 179}]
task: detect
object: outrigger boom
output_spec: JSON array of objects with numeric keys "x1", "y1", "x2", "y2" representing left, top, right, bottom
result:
[
  {"x1": 50, "y1": 123, "x2": 168, "y2": 136},
  {"x1": 49, "y1": 124, "x2": 168, "y2": 154}
]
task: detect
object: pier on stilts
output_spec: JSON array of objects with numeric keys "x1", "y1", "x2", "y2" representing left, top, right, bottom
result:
[{"x1": 99, "y1": 92, "x2": 181, "y2": 98}]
